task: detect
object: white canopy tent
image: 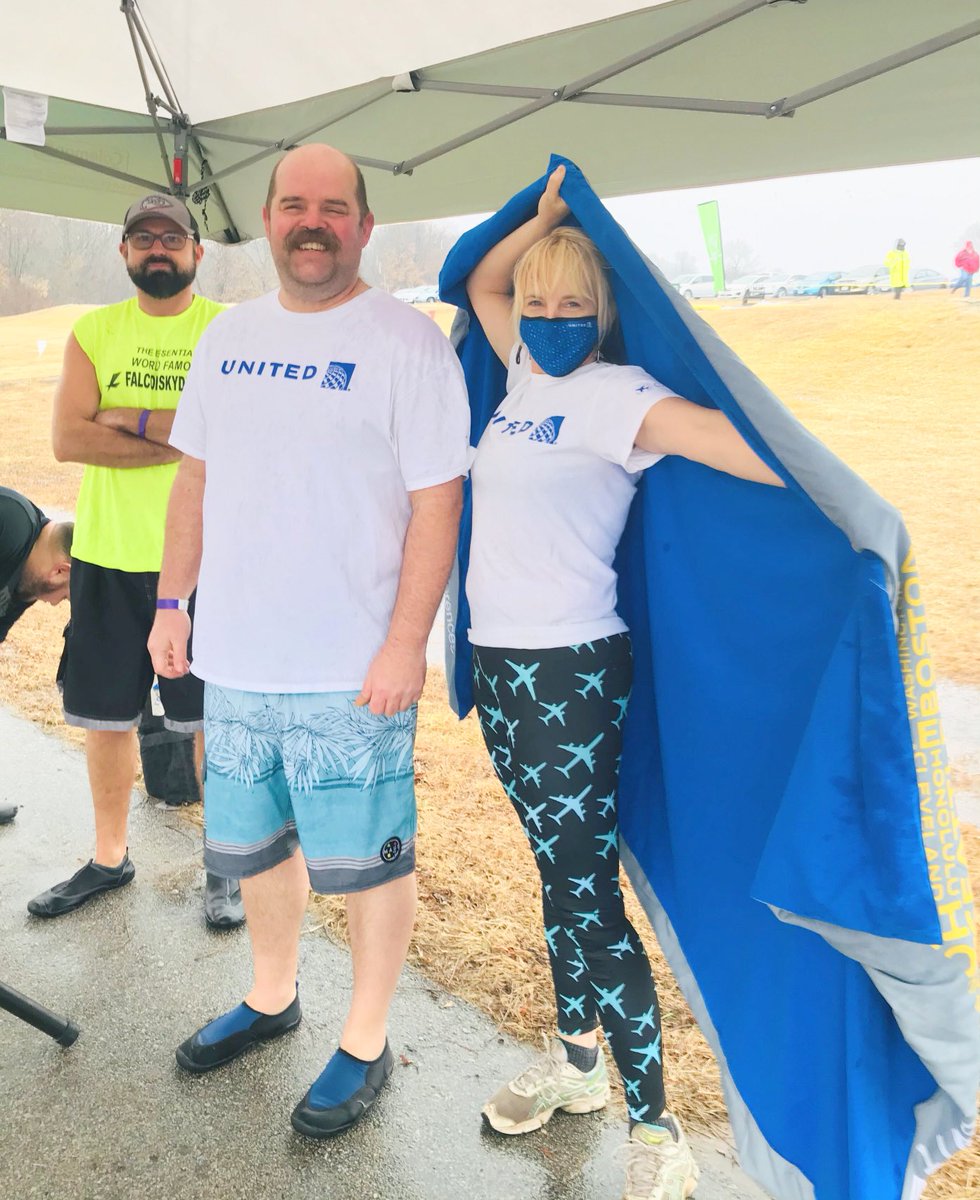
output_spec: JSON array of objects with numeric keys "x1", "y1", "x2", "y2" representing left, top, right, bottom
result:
[{"x1": 1, "y1": 0, "x2": 978, "y2": 240}]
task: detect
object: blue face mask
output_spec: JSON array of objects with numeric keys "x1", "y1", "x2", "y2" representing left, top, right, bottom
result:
[{"x1": 519, "y1": 315, "x2": 599, "y2": 377}]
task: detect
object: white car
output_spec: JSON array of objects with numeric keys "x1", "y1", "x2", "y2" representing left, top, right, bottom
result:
[
  {"x1": 719, "y1": 273, "x2": 771, "y2": 300},
  {"x1": 670, "y1": 273, "x2": 717, "y2": 299},
  {"x1": 762, "y1": 273, "x2": 806, "y2": 297},
  {"x1": 393, "y1": 284, "x2": 440, "y2": 303}
]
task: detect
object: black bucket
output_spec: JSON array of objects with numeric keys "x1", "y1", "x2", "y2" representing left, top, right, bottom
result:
[{"x1": 137, "y1": 696, "x2": 200, "y2": 806}]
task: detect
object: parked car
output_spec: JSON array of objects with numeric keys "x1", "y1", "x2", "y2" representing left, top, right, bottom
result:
[
  {"x1": 908, "y1": 268, "x2": 949, "y2": 290},
  {"x1": 393, "y1": 284, "x2": 440, "y2": 303},
  {"x1": 670, "y1": 273, "x2": 717, "y2": 299},
  {"x1": 762, "y1": 273, "x2": 806, "y2": 297},
  {"x1": 798, "y1": 271, "x2": 844, "y2": 297},
  {"x1": 719, "y1": 273, "x2": 771, "y2": 301},
  {"x1": 833, "y1": 265, "x2": 891, "y2": 295}
]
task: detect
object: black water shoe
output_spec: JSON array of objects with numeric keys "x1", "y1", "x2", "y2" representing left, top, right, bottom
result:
[{"x1": 27, "y1": 854, "x2": 135, "y2": 917}]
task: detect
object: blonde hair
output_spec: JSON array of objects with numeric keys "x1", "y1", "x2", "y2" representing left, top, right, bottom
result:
[{"x1": 512, "y1": 227, "x2": 616, "y2": 342}]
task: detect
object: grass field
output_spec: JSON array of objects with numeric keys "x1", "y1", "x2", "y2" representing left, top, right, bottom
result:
[{"x1": 1, "y1": 294, "x2": 978, "y2": 1197}]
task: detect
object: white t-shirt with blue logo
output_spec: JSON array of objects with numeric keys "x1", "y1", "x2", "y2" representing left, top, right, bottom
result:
[
  {"x1": 466, "y1": 349, "x2": 673, "y2": 649},
  {"x1": 170, "y1": 287, "x2": 469, "y2": 691}
]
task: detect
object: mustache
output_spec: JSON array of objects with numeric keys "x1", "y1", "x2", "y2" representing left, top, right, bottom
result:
[
  {"x1": 286, "y1": 228, "x2": 340, "y2": 252},
  {"x1": 143, "y1": 256, "x2": 176, "y2": 268}
]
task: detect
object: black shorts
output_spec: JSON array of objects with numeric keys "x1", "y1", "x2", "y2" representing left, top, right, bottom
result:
[{"x1": 59, "y1": 559, "x2": 203, "y2": 732}]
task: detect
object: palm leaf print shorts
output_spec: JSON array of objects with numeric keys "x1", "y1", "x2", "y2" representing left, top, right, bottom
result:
[{"x1": 202, "y1": 685, "x2": 417, "y2": 894}]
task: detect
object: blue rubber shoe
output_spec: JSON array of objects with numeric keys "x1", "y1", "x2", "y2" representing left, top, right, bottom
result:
[
  {"x1": 175, "y1": 991, "x2": 301, "y2": 1074},
  {"x1": 291, "y1": 1042, "x2": 394, "y2": 1137}
]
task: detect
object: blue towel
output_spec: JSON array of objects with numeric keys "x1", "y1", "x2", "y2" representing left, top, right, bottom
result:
[{"x1": 440, "y1": 156, "x2": 979, "y2": 1200}]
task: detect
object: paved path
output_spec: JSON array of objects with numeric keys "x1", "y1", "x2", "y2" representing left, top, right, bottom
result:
[{"x1": 0, "y1": 706, "x2": 765, "y2": 1200}]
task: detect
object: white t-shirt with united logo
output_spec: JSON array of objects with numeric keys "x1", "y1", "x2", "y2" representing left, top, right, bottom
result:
[
  {"x1": 467, "y1": 349, "x2": 673, "y2": 649},
  {"x1": 170, "y1": 287, "x2": 469, "y2": 691}
]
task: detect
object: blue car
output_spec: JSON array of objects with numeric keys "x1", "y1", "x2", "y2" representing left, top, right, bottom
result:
[{"x1": 798, "y1": 271, "x2": 844, "y2": 297}]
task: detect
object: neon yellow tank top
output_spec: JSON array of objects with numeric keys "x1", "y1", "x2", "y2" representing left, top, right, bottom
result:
[{"x1": 71, "y1": 295, "x2": 224, "y2": 571}]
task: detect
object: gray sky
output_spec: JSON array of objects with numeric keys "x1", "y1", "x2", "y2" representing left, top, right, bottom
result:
[{"x1": 603, "y1": 157, "x2": 979, "y2": 277}]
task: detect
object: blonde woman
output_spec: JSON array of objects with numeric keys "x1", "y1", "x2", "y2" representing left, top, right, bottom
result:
[{"x1": 464, "y1": 165, "x2": 782, "y2": 1199}]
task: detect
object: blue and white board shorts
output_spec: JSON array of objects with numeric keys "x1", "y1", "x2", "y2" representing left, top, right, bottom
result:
[{"x1": 202, "y1": 684, "x2": 417, "y2": 894}]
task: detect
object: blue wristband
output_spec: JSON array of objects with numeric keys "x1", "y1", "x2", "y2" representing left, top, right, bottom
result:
[
  {"x1": 137, "y1": 409, "x2": 151, "y2": 439},
  {"x1": 156, "y1": 598, "x2": 189, "y2": 612}
]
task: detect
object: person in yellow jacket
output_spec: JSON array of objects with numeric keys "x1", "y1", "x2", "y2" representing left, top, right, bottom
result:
[
  {"x1": 884, "y1": 238, "x2": 910, "y2": 300},
  {"x1": 28, "y1": 194, "x2": 243, "y2": 929}
]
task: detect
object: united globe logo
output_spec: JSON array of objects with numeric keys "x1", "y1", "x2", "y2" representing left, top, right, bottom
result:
[{"x1": 320, "y1": 361, "x2": 357, "y2": 390}]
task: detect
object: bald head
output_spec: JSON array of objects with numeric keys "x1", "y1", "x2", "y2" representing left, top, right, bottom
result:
[{"x1": 266, "y1": 144, "x2": 369, "y2": 221}]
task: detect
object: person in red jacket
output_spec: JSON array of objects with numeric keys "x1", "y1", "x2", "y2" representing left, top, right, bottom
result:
[{"x1": 951, "y1": 240, "x2": 979, "y2": 298}]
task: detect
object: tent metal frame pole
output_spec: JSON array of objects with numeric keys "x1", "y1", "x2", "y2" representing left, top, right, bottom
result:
[
  {"x1": 183, "y1": 87, "x2": 394, "y2": 192},
  {"x1": 24, "y1": 125, "x2": 161, "y2": 136},
  {"x1": 0, "y1": 137, "x2": 165, "y2": 191},
  {"x1": 121, "y1": 0, "x2": 176, "y2": 192},
  {"x1": 776, "y1": 18, "x2": 980, "y2": 115},
  {"x1": 560, "y1": 0, "x2": 769, "y2": 96},
  {"x1": 402, "y1": 8, "x2": 979, "y2": 170},
  {"x1": 399, "y1": 0, "x2": 775, "y2": 171}
]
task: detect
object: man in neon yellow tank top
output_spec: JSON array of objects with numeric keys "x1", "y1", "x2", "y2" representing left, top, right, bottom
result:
[{"x1": 29, "y1": 194, "x2": 243, "y2": 929}]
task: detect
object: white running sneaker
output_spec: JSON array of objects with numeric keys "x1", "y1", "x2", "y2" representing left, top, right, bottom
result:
[
  {"x1": 623, "y1": 1113, "x2": 700, "y2": 1200},
  {"x1": 481, "y1": 1035, "x2": 610, "y2": 1135}
]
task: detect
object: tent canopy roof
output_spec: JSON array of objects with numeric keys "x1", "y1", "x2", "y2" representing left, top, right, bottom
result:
[{"x1": 2, "y1": 0, "x2": 978, "y2": 239}]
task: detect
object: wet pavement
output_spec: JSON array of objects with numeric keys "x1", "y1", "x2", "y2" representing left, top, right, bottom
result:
[{"x1": 0, "y1": 705, "x2": 765, "y2": 1200}]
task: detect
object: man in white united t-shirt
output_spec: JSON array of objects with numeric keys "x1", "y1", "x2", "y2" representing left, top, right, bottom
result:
[{"x1": 148, "y1": 143, "x2": 469, "y2": 1137}]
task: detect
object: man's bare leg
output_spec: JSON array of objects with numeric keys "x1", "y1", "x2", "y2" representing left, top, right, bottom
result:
[
  {"x1": 340, "y1": 871, "x2": 417, "y2": 1059},
  {"x1": 241, "y1": 849, "x2": 309, "y2": 1014},
  {"x1": 89, "y1": 728, "x2": 137, "y2": 866}
]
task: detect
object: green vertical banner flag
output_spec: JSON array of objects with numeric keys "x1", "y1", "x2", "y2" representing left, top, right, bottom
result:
[{"x1": 698, "y1": 200, "x2": 725, "y2": 293}]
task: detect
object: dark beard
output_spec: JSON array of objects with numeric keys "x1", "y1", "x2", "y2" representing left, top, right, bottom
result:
[
  {"x1": 127, "y1": 258, "x2": 197, "y2": 299},
  {"x1": 16, "y1": 569, "x2": 60, "y2": 602}
]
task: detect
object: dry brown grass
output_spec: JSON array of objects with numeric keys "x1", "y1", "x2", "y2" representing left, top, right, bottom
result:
[{"x1": 1, "y1": 296, "x2": 978, "y2": 1196}]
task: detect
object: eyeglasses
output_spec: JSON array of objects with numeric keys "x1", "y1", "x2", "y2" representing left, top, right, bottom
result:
[{"x1": 125, "y1": 230, "x2": 190, "y2": 251}]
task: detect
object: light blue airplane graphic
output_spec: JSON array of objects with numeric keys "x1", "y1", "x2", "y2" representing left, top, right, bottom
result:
[
  {"x1": 491, "y1": 743, "x2": 512, "y2": 771},
  {"x1": 569, "y1": 642, "x2": 594, "y2": 654},
  {"x1": 555, "y1": 732, "x2": 605, "y2": 777},
  {"x1": 632, "y1": 1034, "x2": 662, "y2": 1075},
  {"x1": 560, "y1": 993, "x2": 587, "y2": 1020},
  {"x1": 481, "y1": 704, "x2": 505, "y2": 731},
  {"x1": 544, "y1": 924, "x2": 561, "y2": 955},
  {"x1": 574, "y1": 909, "x2": 602, "y2": 931},
  {"x1": 537, "y1": 700, "x2": 568, "y2": 727},
  {"x1": 624, "y1": 1078, "x2": 642, "y2": 1101},
  {"x1": 594, "y1": 982, "x2": 626, "y2": 1018},
  {"x1": 505, "y1": 659, "x2": 540, "y2": 699},
  {"x1": 520, "y1": 761, "x2": 546, "y2": 787},
  {"x1": 532, "y1": 832, "x2": 560, "y2": 864},
  {"x1": 595, "y1": 829, "x2": 619, "y2": 859},
  {"x1": 503, "y1": 779, "x2": 520, "y2": 804},
  {"x1": 627, "y1": 1103, "x2": 651, "y2": 1123},
  {"x1": 521, "y1": 800, "x2": 547, "y2": 832},
  {"x1": 504, "y1": 715, "x2": 520, "y2": 745},
  {"x1": 566, "y1": 958, "x2": 586, "y2": 982},
  {"x1": 630, "y1": 1005, "x2": 658, "y2": 1037},
  {"x1": 548, "y1": 786, "x2": 591, "y2": 825},
  {"x1": 596, "y1": 791, "x2": 616, "y2": 818},
  {"x1": 481, "y1": 669, "x2": 499, "y2": 698},
  {"x1": 611, "y1": 695, "x2": 630, "y2": 728},
  {"x1": 543, "y1": 882, "x2": 553, "y2": 900},
  {"x1": 568, "y1": 873, "x2": 596, "y2": 898},
  {"x1": 575, "y1": 668, "x2": 607, "y2": 698},
  {"x1": 607, "y1": 935, "x2": 635, "y2": 959}
]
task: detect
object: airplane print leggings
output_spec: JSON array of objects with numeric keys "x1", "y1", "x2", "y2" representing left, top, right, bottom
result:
[{"x1": 472, "y1": 634, "x2": 666, "y2": 1122}]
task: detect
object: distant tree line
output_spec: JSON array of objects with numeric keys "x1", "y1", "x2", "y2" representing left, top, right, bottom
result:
[{"x1": 0, "y1": 207, "x2": 472, "y2": 316}]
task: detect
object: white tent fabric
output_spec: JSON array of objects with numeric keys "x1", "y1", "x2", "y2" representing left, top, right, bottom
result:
[{"x1": 2, "y1": 0, "x2": 979, "y2": 239}]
